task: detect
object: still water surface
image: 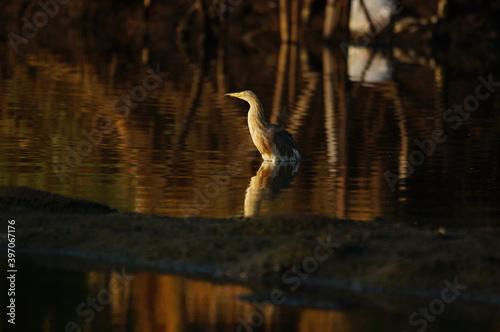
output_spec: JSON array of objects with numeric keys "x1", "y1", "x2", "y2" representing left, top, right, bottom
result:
[
  {"x1": 13, "y1": 256, "x2": 499, "y2": 332},
  {"x1": 1, "y1": 33, "x2": 499, "y2": 226}
]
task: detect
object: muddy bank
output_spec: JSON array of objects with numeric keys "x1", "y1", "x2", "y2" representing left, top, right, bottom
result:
[{"x1": 2, "y1": 186, "x2": 500, "y2": 304}]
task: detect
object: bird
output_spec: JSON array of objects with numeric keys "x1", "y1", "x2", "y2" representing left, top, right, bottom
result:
[{"x1": 225, "y1": 90, "x2": 301, "y2": 162}]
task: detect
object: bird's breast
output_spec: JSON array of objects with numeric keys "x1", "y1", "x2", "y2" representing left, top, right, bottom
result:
[{"x1": 248, "y1": 124, "x2": 273, "y2": 156}]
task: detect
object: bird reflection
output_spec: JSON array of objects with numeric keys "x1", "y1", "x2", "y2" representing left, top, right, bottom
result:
[{"x1": 244, "y1": 161, "x2": 300, "y2": 217}]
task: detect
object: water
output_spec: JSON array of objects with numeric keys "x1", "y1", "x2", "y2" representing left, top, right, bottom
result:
[
  {"x1": 1, "y1": 31, "x2": 498, "y2": 226},
  {"x1": 1, "y1": 4, "x2": 500, "y2": 331},
  {"x1": 10, "y1": 256, "x2": 499, "y2": 332}
]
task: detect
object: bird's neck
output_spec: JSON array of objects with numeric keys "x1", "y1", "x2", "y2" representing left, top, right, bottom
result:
[{"x1": 248, "y1": 101, "x2": 267, "y2": 129}]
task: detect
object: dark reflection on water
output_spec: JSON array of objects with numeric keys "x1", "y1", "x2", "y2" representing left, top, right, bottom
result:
[
  {"x1": 0, "y1": 19, "x2": 499, "y2": 226},
  {"x1": 14, "y1": 258, "x2": 499, "y2": 332}
]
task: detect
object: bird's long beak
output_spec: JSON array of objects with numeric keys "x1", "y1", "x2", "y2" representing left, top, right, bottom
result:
[{"x1": 225, "y1": 92, "x2": 241, "y2": 98}]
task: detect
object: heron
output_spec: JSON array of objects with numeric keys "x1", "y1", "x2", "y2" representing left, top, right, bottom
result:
[{"x1": 225, "y1": 90, "x2": 301, "y2": 162}]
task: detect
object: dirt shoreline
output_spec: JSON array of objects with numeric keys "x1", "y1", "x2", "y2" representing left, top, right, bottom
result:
[{"x1": 2, "y1": 186, "x2": 500, "y2": 308}]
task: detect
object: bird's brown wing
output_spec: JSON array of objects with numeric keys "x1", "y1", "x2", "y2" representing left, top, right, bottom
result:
[{"x1": 268, "y1": 124, "x2": 298, "y2": 159}]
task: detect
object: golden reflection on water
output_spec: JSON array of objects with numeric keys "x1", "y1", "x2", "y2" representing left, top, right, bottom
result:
[
  {"x1": 69, "y1": 269, "x2": 499, "y2": 332},
  {"x1": 1, "y1": 22, "x2": 499, "y2": 225},
  {"x1": 133, "y1": 273, "x2": 250, "y2": 331},
  {"x1": 101, "y1": 271, "x2": 363, "y2": 332},
  {"x1": 21, "y1": 263, "x2": 500, "y2": 332}
]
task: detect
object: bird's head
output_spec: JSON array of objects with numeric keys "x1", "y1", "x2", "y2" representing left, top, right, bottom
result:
[{"x1": 225, "y1": 90, "x2": 257, "y2": 103}]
